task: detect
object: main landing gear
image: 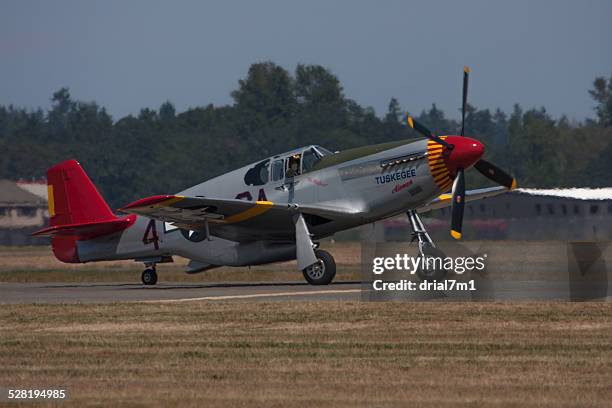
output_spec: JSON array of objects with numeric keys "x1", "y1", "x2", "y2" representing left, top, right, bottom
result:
[
  {"x1": 295, "y1": 213, "x2": 337, "y2": 285},
  {"x1": 302, "y1": 249, "x2": 337, "y2": 285},
  {"x1": 407, "y1": 209, "x2": 447, "y2": 281},
  {"x1": 141, "y1": 264, "x2": 158, "y2": 285}
]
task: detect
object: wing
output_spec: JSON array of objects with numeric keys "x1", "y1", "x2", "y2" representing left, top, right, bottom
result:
[
  {"x1": 119, "y1": 195, "x2": 357, "y2": 241},
  {"x1": 417, "y1": 186, "x2": 510, "y2": 213}
]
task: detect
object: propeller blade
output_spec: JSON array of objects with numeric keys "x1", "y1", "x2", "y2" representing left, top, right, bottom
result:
[
  {"x1": 474, "y1": 159, "x2": 517, "y2": 190},
  {"x1": 450, "y1": 168, "x2": 465, "y2": 240},
  {"x1": 407, "y1": 115, "x2": 453, "y2": 149},
  {"x1": 460, "y1": 66, "x2": 469, "y2": 137}
]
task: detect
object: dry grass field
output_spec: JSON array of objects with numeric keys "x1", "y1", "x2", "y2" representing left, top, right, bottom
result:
[
  {"x1": 1, "y1": 301, "x2": 611, "y2": 407},
  {"x1": 1, "y1": 243, "x2": 611, "y2": 406},
  {"x1": 0, "y1": 242, "x2": 361, "y2": 283}
]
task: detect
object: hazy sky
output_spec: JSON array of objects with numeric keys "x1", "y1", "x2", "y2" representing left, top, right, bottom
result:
[{"x1": 1, "y1": 0, "x2": 611, "y2": 122}]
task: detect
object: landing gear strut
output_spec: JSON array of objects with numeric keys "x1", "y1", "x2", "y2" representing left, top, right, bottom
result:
[
  {"x1": 141, "y1": 264, "x2": 158, "y2": 285},
  {"x1": 407, "y1": 210, "x2": 447, "y2": 281}
]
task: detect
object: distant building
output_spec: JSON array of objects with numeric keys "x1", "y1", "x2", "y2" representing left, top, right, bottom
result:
[
  {"x1": 16, "y1": 179, "x2": 49, "y2": 200},
  {"x1": 0, "y1": 180, "x2": 48, "y2": 245},
  {"x1": 384, "y1": 188, "x2": 612, "y2": 241}
]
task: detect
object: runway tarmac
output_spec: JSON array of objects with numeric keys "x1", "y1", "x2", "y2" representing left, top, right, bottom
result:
[
  {"x1": 0, "y1": 281, "x2": 362, "y2": 304},
  {"x1": 1, "y1": 280, "x2": 609, "y2": 303}
]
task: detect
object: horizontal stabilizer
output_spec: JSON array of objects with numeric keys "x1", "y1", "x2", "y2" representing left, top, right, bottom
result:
[{"x1": 32, "y1": 217, "x2": 135, "y2": 240}]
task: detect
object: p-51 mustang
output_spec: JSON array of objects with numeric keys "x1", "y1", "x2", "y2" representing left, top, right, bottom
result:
[{"x1": 34, "y1": 68, "x2": 516, "y2": 285}]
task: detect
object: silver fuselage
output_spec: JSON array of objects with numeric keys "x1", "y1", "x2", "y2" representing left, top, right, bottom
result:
[{"x1": 78, "y1": 138, "x2": 447, "y2": 268}]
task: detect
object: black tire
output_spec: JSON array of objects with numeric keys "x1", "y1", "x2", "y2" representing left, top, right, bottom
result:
[
  {"x1": 141, "y1": 269, "x2": 158, "y2": 285},
  {"x1": 302, "y1": 249, "x2": 336, "y2": 285},
  {"x1": 416, "y1": 246, "x2": 447, "y2": 281}
]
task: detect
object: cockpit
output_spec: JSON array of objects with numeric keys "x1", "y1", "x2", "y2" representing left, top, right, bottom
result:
[{"x1": 244, "y1": 145, "x2": 333, "y2": 186}]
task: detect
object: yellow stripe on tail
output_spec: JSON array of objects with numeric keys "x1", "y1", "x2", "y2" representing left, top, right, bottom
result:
[{"x1": 47, "y1": 184, "x2": 55, "y2": 217}]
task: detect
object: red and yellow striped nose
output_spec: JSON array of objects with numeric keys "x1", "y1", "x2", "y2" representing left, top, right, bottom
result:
[
  {"x1": 427, "y1": 137, "x2": 453, "y2": 191},
  {"x1": 427, "y1": 136, "x2": 484, "y2": 191}
]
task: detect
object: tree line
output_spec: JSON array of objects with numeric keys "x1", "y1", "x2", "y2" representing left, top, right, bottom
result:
[{"x1": 0, "y1": 62, "x2": 611, "y2": 209}]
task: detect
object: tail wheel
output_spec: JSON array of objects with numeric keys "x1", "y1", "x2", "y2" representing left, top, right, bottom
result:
[
  {"x1": 302, "y1": 249, "x2": 336, "y2": 285},
  {"x1": 141, "y1": 268, "x2": 158, "y2": 285}
]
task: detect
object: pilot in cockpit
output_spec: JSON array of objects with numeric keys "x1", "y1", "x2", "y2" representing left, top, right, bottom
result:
[{"x1": 286, "y1": 154, "x2": 301, "y2": 178}]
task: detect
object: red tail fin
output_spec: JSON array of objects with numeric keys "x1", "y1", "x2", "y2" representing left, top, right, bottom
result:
[
  {"x1": 47, "y1": 159, "x2": 115, "y2": 226},
  {"x1": 36, "y1": 160, "x2": 133, "y2": 263}
]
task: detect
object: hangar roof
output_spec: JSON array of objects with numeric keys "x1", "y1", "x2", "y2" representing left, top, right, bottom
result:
[{"x1": 0, "y1": 180, "x2": 47, "y2": 206}]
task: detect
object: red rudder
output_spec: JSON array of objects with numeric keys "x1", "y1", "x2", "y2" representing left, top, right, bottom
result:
[{"x1": 46, "y1": 160, "x2": 118, "y2": 263}]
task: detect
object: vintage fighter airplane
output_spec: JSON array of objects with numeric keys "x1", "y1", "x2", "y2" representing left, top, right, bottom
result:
[{"x1": 33, "y1": 68, "x2": 516, "y2": 285}]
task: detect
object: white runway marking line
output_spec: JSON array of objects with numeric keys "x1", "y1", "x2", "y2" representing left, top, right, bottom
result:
[{"x1": 141, "y1": 289, "x2": 362, "y2": 303}]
